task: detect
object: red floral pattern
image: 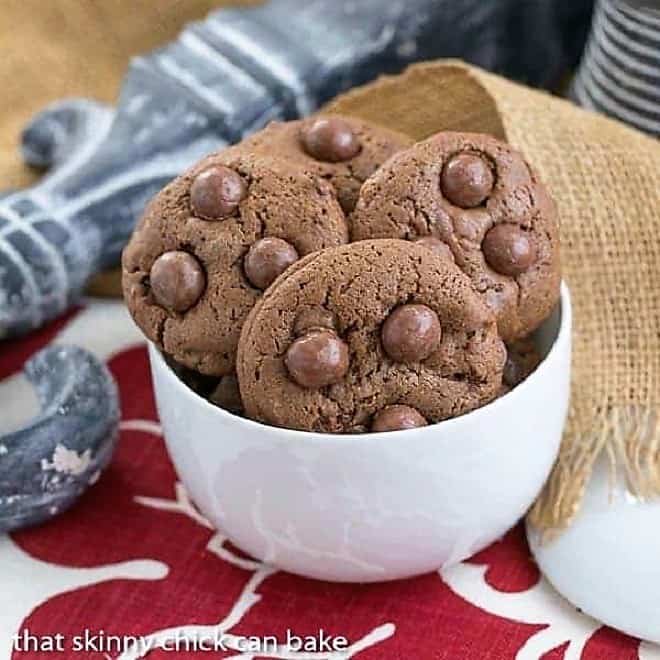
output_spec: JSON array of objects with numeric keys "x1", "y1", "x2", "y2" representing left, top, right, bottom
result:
[{"x1": 2, "y1": 306, "x2": 648, "y2": 660}]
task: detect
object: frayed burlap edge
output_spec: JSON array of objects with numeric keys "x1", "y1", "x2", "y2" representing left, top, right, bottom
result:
[
  {"x1": 325, "y1": 60, "x2": 660, "y2": 538},
  {"x1": 531, "y1": 406, "x2": 660, "y2": 541}
]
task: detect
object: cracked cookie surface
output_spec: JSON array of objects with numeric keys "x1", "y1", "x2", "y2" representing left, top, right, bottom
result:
[
  {"x1": 122, "y1": 147, "x2": 348, "y2": 376},
  {"x1": 237, "y1": 239, "x2": 506, "y2": 433},
  {"x1": 350, "y1": 132, "x2": 561, "y2": 341},
  {"x1": 242, "y1": 115, "x2": 413, "y2": 214}
]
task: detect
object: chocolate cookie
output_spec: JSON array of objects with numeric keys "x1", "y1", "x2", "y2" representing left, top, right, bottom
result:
[
  {"x1": 122, "y1": 148, "x2": 348, "y2": 376},
  {"x1": 208, "y1": 373, "x2": 244, "y2": 414},
  {"x1": 242, "y1": 115, "x2": 412, "y2": 213},
  {"x1": 237, "y1": 240, "x2": 506, "y2": 433},
  {"x1": 350, "y1": 132, "x2": 561, "y2": 341},
  {"x1": 167, "y1": 356, "x2": 244, "y2": 414},
  {"x1": 499, "y1": 338, "x2": 542, "y2": 396}
]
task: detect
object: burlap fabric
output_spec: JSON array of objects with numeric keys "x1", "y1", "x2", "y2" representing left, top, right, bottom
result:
[
  {"x1": 2, "y1": 2, "x2": 659, "y2": 535},
  {"x1": 326, "y1": 61, "x2": 660, "y2": 535}
]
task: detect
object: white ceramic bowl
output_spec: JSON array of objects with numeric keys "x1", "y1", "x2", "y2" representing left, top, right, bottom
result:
[
  {"x1": 528, "y1": 455, "x2": 660, "y2": 644},
  {"x1": 149, "y1": 283, "x2": 571, "y2": 583}
]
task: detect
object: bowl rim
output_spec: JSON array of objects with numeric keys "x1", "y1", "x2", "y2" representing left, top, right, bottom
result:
[{"x1": 149, "y1": 281, "x2": 571, "y2": 444}]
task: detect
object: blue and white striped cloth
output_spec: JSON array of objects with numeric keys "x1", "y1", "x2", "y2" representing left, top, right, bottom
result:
[{"x1": 572, "y1": 0, "x2": 660, "y2": 135}]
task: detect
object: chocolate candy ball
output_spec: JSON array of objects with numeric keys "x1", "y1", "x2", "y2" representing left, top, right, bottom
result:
[
  {"x1": 285, "y1": 330, "x2": 350, "y2": 388},
  {"x1": 381, "y1": 304, "x2": 441, "y2": 363},
  {"x1": 413, "y1": 236, "x2": 455, "y2": 262},
  {"x1": 483, "y1": 224, "x2": 536, "y2": 276},
  {"x1": 372, "y1": 405, "x2": 428, "y2": 432},
  {"x1": 441, "y1": 152, "x2": 494, "y2": 208},
  {"x1": 244, "y1": 237, "x2": 299, "y2": 290},
  {"x1": 150, "y1": 251, "x2": 205, "y2": 313},
  {"x1": 190, "y1": 165, "x2": 247, "y2": 220},
  {"x1": 301, "y1": 117, "x2": 361, "y2": 163}
]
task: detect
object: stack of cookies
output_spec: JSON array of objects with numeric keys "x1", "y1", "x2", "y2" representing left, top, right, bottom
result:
[{"x1": 122, "y1": 115, "x2": 560, "y2": 433}]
